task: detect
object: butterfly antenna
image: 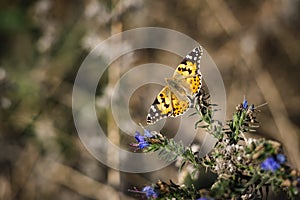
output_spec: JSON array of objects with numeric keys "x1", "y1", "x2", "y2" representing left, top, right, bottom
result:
[{"x1": 139, "y1": 123, "x2": 145, "y2": 129}]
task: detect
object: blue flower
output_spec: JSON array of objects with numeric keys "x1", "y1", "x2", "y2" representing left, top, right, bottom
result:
[
  {"x1": 144, "y1": 129, "x2": 153, "y2": 138},
  {"x1": 134, "y1": 131, "x2": 150, "y2": 149},
  {"x1": 276, "y1": 154, "x2": 286, "y2": 164},
  {"x1": 142, "y1": 186, "x2": 158, "y2": 199},
  {"x1": 261, "y1": 157, "x2": 280, "y2": 172},
  {"x1": 242, "y1": 99, "x2": 248, "y2": 109}
]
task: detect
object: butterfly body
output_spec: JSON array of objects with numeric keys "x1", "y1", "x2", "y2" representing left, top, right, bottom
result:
[{"x1": 146, "y1": 46, "x2": 203, "y2": 124}]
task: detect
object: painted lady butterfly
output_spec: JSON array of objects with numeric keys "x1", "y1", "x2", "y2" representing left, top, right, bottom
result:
[{"x1": 147, "y1": 46, "x2": 203, "y2": 124}]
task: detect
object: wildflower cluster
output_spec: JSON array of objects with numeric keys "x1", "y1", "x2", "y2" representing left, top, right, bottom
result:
[{"x1": 130, "y1": 94, "x2": 300, "y2": 199}]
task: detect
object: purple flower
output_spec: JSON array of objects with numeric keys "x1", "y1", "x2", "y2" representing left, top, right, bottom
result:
[
  {"x1": 242, "y1": 99, "x2": 248, "y2": 109},
  {"x1": 131, "y1": 129, "x2": 155, "y2": 150},
  {"x1": 142, "y1": 186, "x2": 158, "y2": 199},
  {"x1": 197, "y1": 198, "x2": 214, "y2": 200},
  {"x1": 276, "y1": 154, "x2": 286, "y2": 164},
  {"x1": 134, "y1": 131, "x2": 150, "y2": 149},
  {"x1": 261, "y1": 157, "x2": 280, "y2": 172}
]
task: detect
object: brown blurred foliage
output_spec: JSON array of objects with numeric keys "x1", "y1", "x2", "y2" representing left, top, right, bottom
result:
[{"x1": 0, "y1": 0, "x2": 299, "y2": 199}]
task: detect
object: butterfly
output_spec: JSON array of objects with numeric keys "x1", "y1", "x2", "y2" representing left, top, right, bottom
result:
[{"x1": 146, "y1": 46, "x2": 203, "y2": 124}]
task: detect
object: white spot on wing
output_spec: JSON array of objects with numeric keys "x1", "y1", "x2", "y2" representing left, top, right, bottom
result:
[
  {"x1": 186, "y1": 55, "x2": 192, "y2": 59},
  {"x1": 151, "y1": 106, "x2": 156, "y2": 112}
]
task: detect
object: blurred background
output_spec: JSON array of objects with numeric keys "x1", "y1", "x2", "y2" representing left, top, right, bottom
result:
[{"x1": 0, "y1": 0, "x2": 299, "y2": 199}]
